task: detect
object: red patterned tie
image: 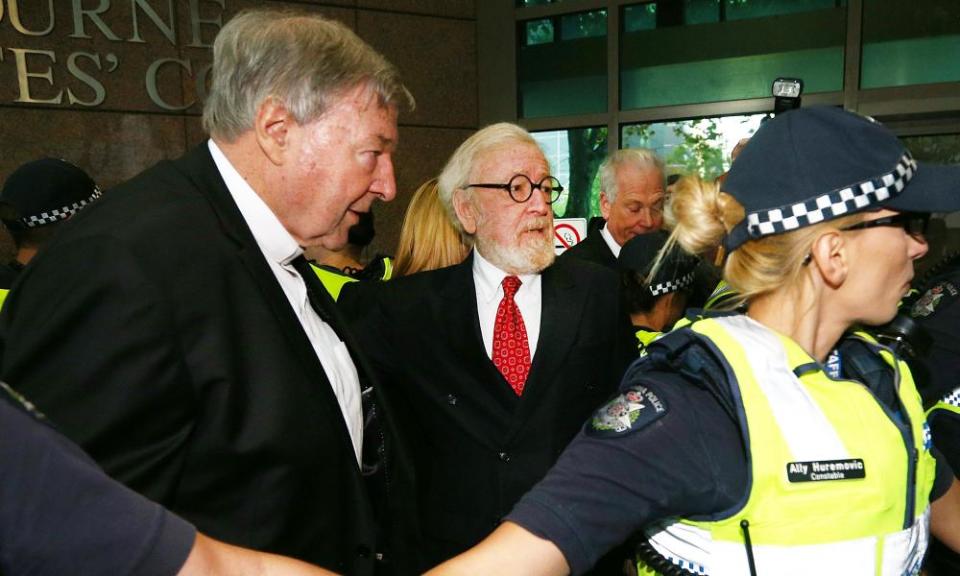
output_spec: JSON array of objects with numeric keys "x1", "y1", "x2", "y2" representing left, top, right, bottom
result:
[{"x1": 493, "y1": 275, "x2": 531, "y2": 395}]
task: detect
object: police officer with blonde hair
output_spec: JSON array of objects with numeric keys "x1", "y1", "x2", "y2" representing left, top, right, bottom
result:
[{"x1": 428, "y1": 107, "x2": 960, "y2": 576}]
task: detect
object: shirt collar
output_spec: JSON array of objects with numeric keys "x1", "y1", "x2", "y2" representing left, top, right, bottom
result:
[
  {"x1": 472, "y1": 248, "x2": 538, "y2": 305},
  {"x1": 208, "y1": 140, "x2": 302, "y2": 266},
  {"x1": 599, "y1": 222, "x2": 622, "y2": 258}
]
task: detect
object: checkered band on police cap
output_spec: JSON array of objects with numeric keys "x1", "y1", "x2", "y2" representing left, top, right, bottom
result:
[
  {"x1": 1, "y1": 158, "x2": 101, "y2": 229},
  {"x1": 722, "y1": 107, "x2": 960, "y2": 252},
  {"x1": 22, "y1": 185, "x2": 102, "y2": 228},
  {"x1": 941, "y1": 387, "x2": 960, "y2": 410},
  {"x1": 649, "y1": 270, "x2": 696, "y2": 297},
  {"x1": 745, "y1": 152, "x2": 915, "y2": 240},
  {"x1": 619, "y1": 230, "x2": 700, "y2": 298}
]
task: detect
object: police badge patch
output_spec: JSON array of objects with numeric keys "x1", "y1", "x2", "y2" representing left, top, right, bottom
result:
[
  {"x1": 911, "y1": 282, "x2": 958, "y2": 318},
  {"x1": 588, "y1": 384, "x2": 667, "y2": 437}
]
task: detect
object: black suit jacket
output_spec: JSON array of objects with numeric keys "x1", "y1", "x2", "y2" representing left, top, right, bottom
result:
[
  {"x1": 340, "y1": 254, "x2": 635, "y2": 567},
  {"x1": 559, "y1": 221, "x2": 616, "y2": 270},
  {"x1": 0, "y1": 144, "x2": 416, "y2": 575}
]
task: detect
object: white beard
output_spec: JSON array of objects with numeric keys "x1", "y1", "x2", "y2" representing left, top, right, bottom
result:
[{"x1": 475, "y1": 216, "x2": 556, "y2": 275}]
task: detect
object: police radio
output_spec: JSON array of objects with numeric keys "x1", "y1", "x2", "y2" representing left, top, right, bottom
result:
[{"x1": 873, "y1": 309, "x2": 931, "y2": 360}]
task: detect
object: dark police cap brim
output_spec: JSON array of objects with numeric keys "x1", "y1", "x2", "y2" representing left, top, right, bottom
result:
[{"x1": 885, "y1": 162, "x2": 960, "y2": 214}]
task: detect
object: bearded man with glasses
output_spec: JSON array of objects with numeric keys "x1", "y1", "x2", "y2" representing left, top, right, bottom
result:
[{"x1": 339, "y1": 122, "x2": 636, "y2": 573}]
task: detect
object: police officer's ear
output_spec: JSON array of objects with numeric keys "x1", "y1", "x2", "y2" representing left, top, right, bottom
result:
[
  {"x1": 808, "y1": 230, "x2": 848, "y2": 288},
  {"x1": 452, "y1": 188, "x2": 479, "y2": 235},
  {"x1": 255, "y1": 96, "x2": 292, "y2": 166}
]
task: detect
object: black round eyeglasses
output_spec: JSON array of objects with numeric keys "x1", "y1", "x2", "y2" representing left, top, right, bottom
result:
[{"x1": 464, "y1": 174, "x2": 564, "y2": 204}]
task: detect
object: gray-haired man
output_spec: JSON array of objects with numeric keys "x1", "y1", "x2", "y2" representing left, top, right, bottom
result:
[
  {"x1": 341, "y1": 123, "x2": 635, "y2": 572},
  {"x1": 1, "y1": 10, "x2": 415, "y2": 576},
  {"x1": 560, "y1": 148, "x2": 666, "y2": 269}
]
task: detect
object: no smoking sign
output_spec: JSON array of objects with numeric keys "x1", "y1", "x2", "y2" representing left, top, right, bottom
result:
[{"x1": 553, "y1": 218, "x2": 587, "y2": 255}]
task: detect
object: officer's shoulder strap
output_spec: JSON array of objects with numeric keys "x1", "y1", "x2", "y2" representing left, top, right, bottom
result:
[
  {"x1": 837, "y1": 331, "x2": 896, "y2": 395},
  {"x1": 623, "y1": 319, "x2": 742, "y2": 426},
  {"x1": 631, "y1": 319, "x2": 729, "y2": 387}
]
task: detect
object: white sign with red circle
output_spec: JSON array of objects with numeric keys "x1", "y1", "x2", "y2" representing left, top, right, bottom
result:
[{"x1": 553, "y1": 218, "x2": 587, "y2": 255}]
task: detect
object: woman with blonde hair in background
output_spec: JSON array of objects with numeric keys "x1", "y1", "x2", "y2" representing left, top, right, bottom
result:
[
  {"x1": 428, "y1": 107, "x2": 960, "y2": 576},
  {"x1": 393, "y1": 178, "x2": 469, "y2": 277}
]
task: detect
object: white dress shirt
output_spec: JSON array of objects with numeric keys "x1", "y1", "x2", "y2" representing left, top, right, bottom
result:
[
  {"x1": 208, "y1": 140, "x2": 363, "y2": 465},
  {"x1": 600, "y1": 223, "x2": 622, "y2": 258},
  {"x1": 473, "y1": 249, "x2": 542, "y2": 360}
]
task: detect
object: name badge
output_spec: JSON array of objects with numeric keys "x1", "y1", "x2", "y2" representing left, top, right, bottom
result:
[{"x1": 786, "y1": 458, "x2": 865, "y2": 483}]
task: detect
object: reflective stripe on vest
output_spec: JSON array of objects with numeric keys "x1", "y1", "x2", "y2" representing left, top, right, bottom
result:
[
  {"x1": 642, "y1": 315, "x2": 936, "y2": 576},
  {"x1": 381, "y1": 257, "x2": 394, "y2": 281},
  {"x1": 635, "y1": 329, "x2": 661, "y2": 354},
  {"x1": 704, "y1": 280, "x2": 739, "y2": 311},
  {"x1": 311, "y1": 264, "x2": 358, "y2": 302}
]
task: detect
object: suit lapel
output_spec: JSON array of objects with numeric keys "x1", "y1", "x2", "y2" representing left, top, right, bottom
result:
[
  {"x1": 589, "y1": 232, "x2": 617, "y2": 269},
  {"x1": 510, "y1": 263, "x2": 586, "y2": 429},
  {"x1": 176, "y1": 145, "x2": 361, "y2": 465},
  {"x1": 440, "y1": 255, "x2": 520, "y2": 416}
]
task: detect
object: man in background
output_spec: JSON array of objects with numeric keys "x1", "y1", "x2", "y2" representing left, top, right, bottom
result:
[
  {"x1": 560, "y1": 148, "x2": 665, "y2": 269},
  {"x1": 1, "y1": 9, "x2": 415, "y2": 575}
]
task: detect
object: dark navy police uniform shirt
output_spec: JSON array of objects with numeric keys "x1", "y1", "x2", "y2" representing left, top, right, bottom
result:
[
  {"x1": 0, "y1": 385, "x2": 196, "y2": 576},
  {"x1": 907, "y1": 257, "x2": 960, "y2": 576},
  {"x1": 507, "y1": 337, "x2": 954, "y2": 576}
]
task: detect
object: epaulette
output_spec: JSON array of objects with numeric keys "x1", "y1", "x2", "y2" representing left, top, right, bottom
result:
[
  {"x1": 837, "y1": 336, "x2": 891, "y2": 382},
  {"x1": 836, "y1": 333, "x2": 903, "y2": 409},
  {"x1": 623, "y1": 320, "x2": 731, "y2": 396}
]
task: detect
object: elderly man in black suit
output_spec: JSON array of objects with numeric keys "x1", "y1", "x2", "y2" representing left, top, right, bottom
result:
[
  {"x1": 560, "y1": 148, "x2": 666, "y2": 269},
  {"x1": 340, "y1": 123, "x2": 635, "y2": 569},
  {"x1": 0, "y1": 9, "x2": 417, "y2": 576}
]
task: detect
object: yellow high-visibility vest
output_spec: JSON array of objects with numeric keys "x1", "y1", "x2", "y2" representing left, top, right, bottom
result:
[{"x1": 639, "y1": 316, "x2": 936, "y2": 576}]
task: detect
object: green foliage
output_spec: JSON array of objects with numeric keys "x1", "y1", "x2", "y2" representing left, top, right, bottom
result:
[
  {"x1": 623, "y1": 119, "x2": 727, "y2": 180},
  {"x1": 523, "y1": 7, "x2": 606, "y2": 45},
  {"x1": 525, "y1": 19, "x2": 554, "y2": 45},
  {"x1": 560, "y1": 127, "x2": 607, "y2": 219},
  {"x1": 623, "y1": 123, "x2": 656, "y2": 143},
  {"x1": 589, "y1": 170, "x2": 602, "y2": 216},
  {"x1": 563, "y1": 10, "x2": 607, "y2": 39},
  {"x1": 902, "y1": 135, "x2": 960, "y2": 164},
  {"x1": 665, "y1": 119, "x2": 726, "y2": 179}
]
